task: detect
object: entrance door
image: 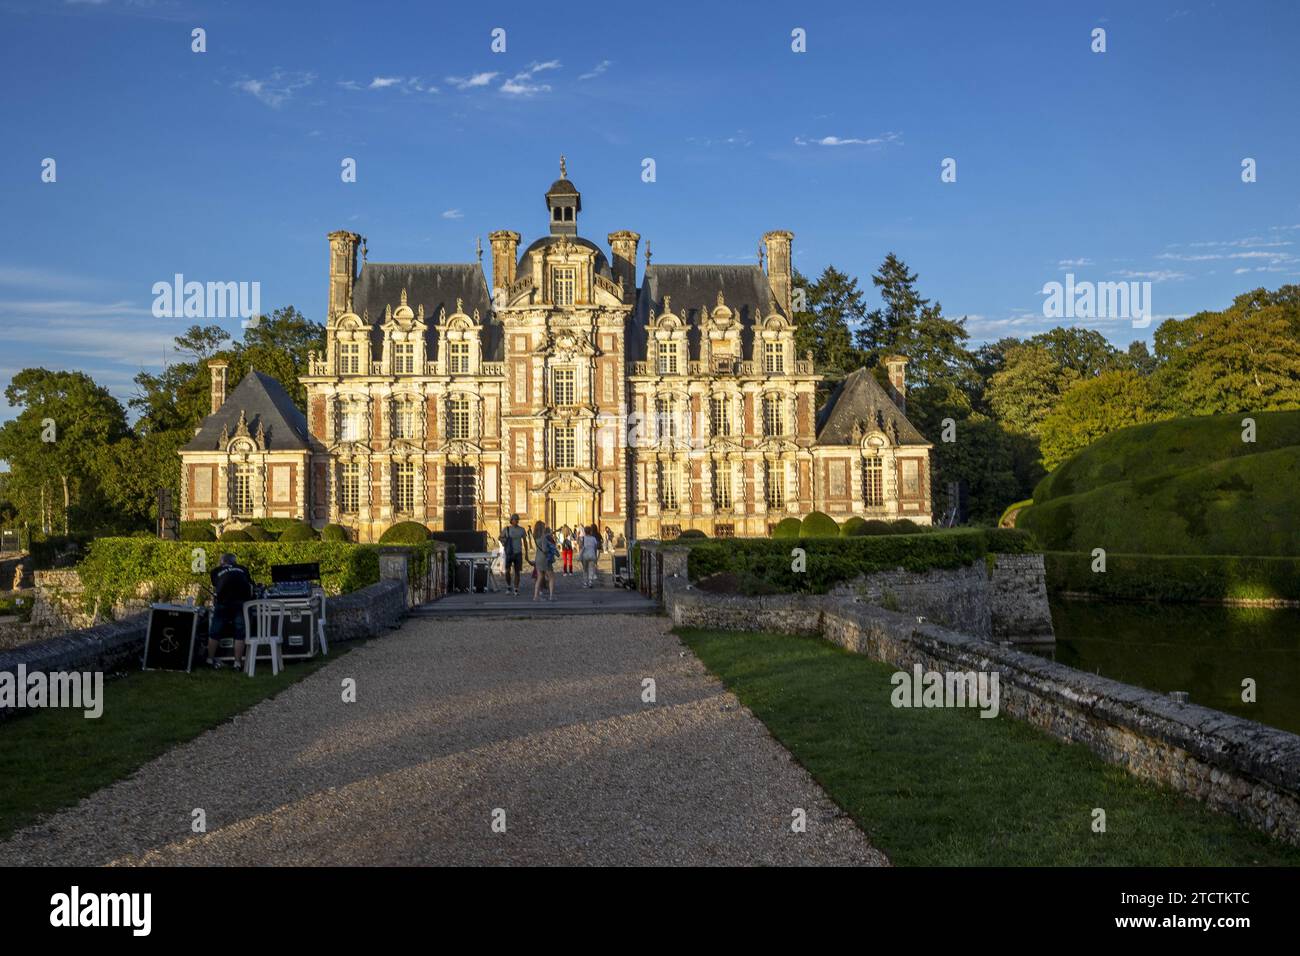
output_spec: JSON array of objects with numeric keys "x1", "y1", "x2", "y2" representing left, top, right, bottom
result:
[{"x1": 551, "y1": 498, "x2": 585, "y2": 532}]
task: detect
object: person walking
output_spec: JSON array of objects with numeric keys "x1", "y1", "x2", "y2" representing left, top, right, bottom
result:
[
  {"x1": 532, "y1": 520, "x2": 557, "y2": 602},
  {"x1": 580, "y1": 524, "x2": 600, "y2": 588},
  {"x1": 499, "y1": 513, "x2": 530, "y2": 595},
  {"x1": 561, "y1": 532, "x2": 574, "y2": 576}
]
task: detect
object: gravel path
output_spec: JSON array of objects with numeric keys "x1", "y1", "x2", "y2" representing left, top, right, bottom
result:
[{"x1": 0, "y1": 612, "x2": 885, "y2": 866}]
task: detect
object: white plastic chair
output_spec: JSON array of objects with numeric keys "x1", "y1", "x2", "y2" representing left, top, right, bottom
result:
[{"x1": 242, "y1": 600, "x2": 286, "y2": 677}]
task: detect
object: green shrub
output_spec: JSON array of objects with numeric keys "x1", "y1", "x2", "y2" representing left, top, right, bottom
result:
[
  {"x1": 679, "y1": 529, "x2": 708, "y2": 539},
  {"x1": 252, "y1": 518, "x2": 308, "y2": 535},
  {"x1": 858, "y1": 519, "x2": 894, "y2": 536},
  {"x1": 801, "y1": 511, "x2": 839, "y2": 537},
  {"x1": 178, "y1": 525, "x2": 215, "y2": 542},
  {"x1": 379, "y1": 521, "x2": 431, "y2": 544},
  {"x1": 890, "y1": 518, "x2": 920, "y2": 534},
  {"x1": 684, "y1": 528, "x2": 1030, "y2": 594},
  {"x1": 321, "y1": 524, "x2": 350, "y2": 543},
  {"x1": 772, "y1": 517, "x2": 803, "y2": 539},
  {"x1": 243, "y1": 525, "x2": 271, "y2": 541},
  {"x1": 839, "y1": 516, "x2": 866, "y2": 537},
  {"x1": 218, "y1": 529, "x2": 252, "y2": 542},
  {"x1": 277, "y1": 522, "x2": 318, "y2": 542},
  {"x1": 1043, "y1": 551, "x2": 1300, "y2": 603},
  {"x1": 999, "y1": 499, "x2": 1034, "y2": 528}
]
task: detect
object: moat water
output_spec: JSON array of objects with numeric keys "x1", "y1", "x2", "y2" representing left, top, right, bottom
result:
[{"x1": 1032, "y1": 598, "x2": 1300, "y2": 736}]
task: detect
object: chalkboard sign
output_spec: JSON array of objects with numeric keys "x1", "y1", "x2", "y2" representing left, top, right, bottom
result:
[{"x1": 143, "y1": 604, "x2": 202, "y2": 672}]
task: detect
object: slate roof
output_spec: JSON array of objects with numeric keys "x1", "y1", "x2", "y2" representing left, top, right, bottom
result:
[
  {"x1": 517, "y1": 235, "x2": 612, "y2": 277},
  {"x1": 628, "y1": 264, "x2": 779, "y2": 362},
  {"x1": 350, "y1": 262, "x2": 500, "y2": 361},
  {"x1": 181, "y1": 370, "x2": 314, "y2": 452},
  {"x1": 815, "y1": 367, "x2": 930, "y2": 447}
]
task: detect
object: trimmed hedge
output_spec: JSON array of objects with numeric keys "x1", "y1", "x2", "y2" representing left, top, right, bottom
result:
[
  {"x1": 839, "y1": 516, "x2": 866, "y2": 537},
  {"x1": 73, "y1": 538, "x2": 438, "y2": 615},
  {"x1": 685, "y1": 528, "x2": 1036, "y2": 594},
  {"x1": 178, "y1": 525, "x2": 215, "y2": 542},
  {"x1": 379, "y1": 521, "x2": 432, "y2": 544},
  {"x1": 679, "y1": 529, "x2": 708, "y2": 539},
  {"x1": 218, "y1": 529, "x2": 251, "y2": 542},
  {"x1": 277, "y1": 522, "x2": 318, "y2": 542},
  {"x1": 1044, "y1": 551, "x2": 1300, "y2": 604},
  {"x1": 772, "y1": 518, "x2": 803, "y2": 539},
  {"x1": 801, "y1": 511, "x2": 839, "y2": 537},
  {"x1": 242, "y1": 525, "x2": 271, "y2": 541},
  {"x1": 321, "y1": 524, "x2": 351, "y2": 543}
]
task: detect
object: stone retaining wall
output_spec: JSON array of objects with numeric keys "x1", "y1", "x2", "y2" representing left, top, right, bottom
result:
[
  {"x1": 1, "y1": 579, "x2": 409, "y2": 720},
  {"x1": 665, "y1": 578, "x2": 1300, "y2": 846}
]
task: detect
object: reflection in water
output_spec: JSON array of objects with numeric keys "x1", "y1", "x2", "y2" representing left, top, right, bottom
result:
[{"x1": 1030, "y1": 599, "x2": 1300, "y2": 736}]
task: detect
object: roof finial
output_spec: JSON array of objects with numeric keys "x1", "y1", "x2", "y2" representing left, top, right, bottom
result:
[
  {"x1": 644, "y1": 240, "x2": 652, "y2": 268},
  {"x1": 476, "y1": 236, "x2": 483, "y2": 263},
  {"x1": 361, "y1": 236, "x2": 368, "y2": 264},
  {"x1": 758, "y1": 241, "x2": 765, "y2": 269},
  {"x1": 560, "y1": 154, "x2": 567, "y2": 178}
]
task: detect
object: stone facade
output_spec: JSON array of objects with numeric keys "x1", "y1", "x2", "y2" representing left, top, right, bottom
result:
[{"x1": 180, "y1": 160, "x2": 934, "y2": 542}]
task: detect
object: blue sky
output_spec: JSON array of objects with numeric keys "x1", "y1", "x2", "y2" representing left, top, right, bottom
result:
[{"x1": 1, "y1": 0, "x2": 1298, "y2": 422}]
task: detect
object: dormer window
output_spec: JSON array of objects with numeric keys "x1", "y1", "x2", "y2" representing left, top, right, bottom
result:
[
  {"x1": 393, "y1": 342, "x2": 415, "y2": 374},
  {"x1": 764, "y1": 340, "x2": 785, "y2": 374},
  {"x1": 657, "y1": 344, "x2": 679, "y2": 376},
  {"x1": 340, "y1": 342, "x2": 362, "y2": 375},
  {"x1": 553, "y1": 268, "x2": 576, "y2": 306},
  {"x1": 449, "y1": 341, "x2": 470, "y2": 374}
]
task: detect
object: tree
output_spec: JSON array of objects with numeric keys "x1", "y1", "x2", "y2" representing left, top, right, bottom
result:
[
  {"x1": 793, "y1": 266, "x2": 864, "y2": 389},
  {"x1": 1039, "y1": 370, "x2": 1161, "y2": 469},
  {"x1": 0, "y1": 369, "x2": 130, "y2": 534},
  {"x1": 1028, "y1": 327, "x2": 1119, "y2": 378},
  {"x1": 986, "y1": 343, "x2": 1079, "y2": 436}
]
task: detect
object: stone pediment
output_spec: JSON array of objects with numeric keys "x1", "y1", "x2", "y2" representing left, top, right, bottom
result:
[
  {"x1": 329, "y1": 440, "x2": 372, "y2": 455},
  {"x1": 709, "y1": 436, "x2": 745, "y2": 454},
  {"x1": 538, "y1": 472, "x2": 599, "y2": 494},
  {"x1": 442, "y1": 439, "x2": 483, "y2": 461}
]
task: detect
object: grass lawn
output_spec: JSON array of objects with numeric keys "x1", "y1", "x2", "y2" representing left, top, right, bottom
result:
[
  {"x1": 0, "y1": 647, "x2": 355, "y2": 841},
  {"x1": 677, "y1": 627, "x2": 1300, "y2": 866}
]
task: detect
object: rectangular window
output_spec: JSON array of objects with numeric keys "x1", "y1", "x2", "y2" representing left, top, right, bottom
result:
[
  {"x1": 448, "y1": 398, "x2": 471, "y2": 439},
  {"x1": 340, "y1": 462, "x2": 360, "y2": 513},
  {"x1": 553, "y1": 368, "x2": 576, "y2": 406},
  {"x1": 765, "y1": 462, "x2": 785, "y2": 510},
  {"x1": 554, "y1": 424, "x2": 576, "y2": 469},
  {"x1": 656, "y1": 397, "x2": 676, "y2": 442},
  {"x1": 830, "y1": 461, "x2": 847, "y2": 497},
  {"x1": 393, "y1": 342, "x2": 415, "y2": 374},
  {"x1": 194, "y1": 466, "x2": 213, "y2": 504},
  {"x1": 659, "y1": 462, "x2": 678, "y2": 510},
  {"x1": 657, "y1": 345, "x2": 679, "y2": 376},
  {"x1": 763, "y1": 396, "x2": 786, "y2": 437},
  {"x1": 764, "y1": 340, "x2": 785, "y2": 374},
  {"x1": 864, "y1": 458, "x2": 884, "y2": 507},
  {"x1": 393, "y1": 402, "x2": 417, "y2": 440},
  {"x1": 340, "y1": 405, "x2": 364, "y2": 442},
  {"x1": 713, "y1": 461, "x2": 732, "y2": 509},
  {"x1": 394, "y1": 461, "x2": 415, "y2": 513},
  {"x1": 901, "y1": 458, "x2": 922, "y2": 498},
  {"x1": 553, "y1": 268, "x2": 575, "y2": 306},
  {"x1": 711, "y1": 396, "x2": 731, "y2": 437},
  {"x1": 449, "y1": 342, "x2": 470, "y2": 375},
  {"x1": 340, "y1": 342, "x2": 361, "y2": 375},
  {"x1": 232, "y1": 464, "x2": 255, "y2": 516}
]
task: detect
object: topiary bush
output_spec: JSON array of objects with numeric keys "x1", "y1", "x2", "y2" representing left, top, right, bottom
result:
[
  {"x1": 890, "y1": 518, "x2": 921, "y2": 534},
  {"x1": 379, "y1": 521, "x2": 432, "y2": 544},
  {"x1": 218, "y1": 529, "x2": 252, "y2": 542},
  {"x1": 277, "y1": 522, "x2": 318, "y2": 542},
  {"x1": 772, "y1": 517, "x2": 803, "y2": 539},
  {"x1": 243, "y1": 525, "x2": 272, "y2": 541},
  {"x1": 179, "y1": 523, "x2": 215, "y2": 542},
  {"x1": 857, "y1": 519, "x2": 894, "y2": 536},
  {"x1": 679, "y1": 529, "x2": 708, "y2": 539},
  {"x1": 321, "y1": 524, "x2": 351, "y2": 543},
  {"x1": 801, "y1": 511, "x2": 839, "y2": 537},
  {"x1": 839, "y1": 516, "x2": 866, "y2": 537}
]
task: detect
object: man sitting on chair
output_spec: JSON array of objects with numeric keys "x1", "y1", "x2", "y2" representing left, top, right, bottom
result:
[{"x1": 208, "y1": 553, "x2": 255, "y2": 670}]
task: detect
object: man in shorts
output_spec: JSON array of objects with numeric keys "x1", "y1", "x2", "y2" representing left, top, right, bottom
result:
[
  {"x1": 500, "y1": 514, "x2": 530, "y2": 595},
  {"x1": 207, "y1": 552, "x2": 255, "y2": 669}
]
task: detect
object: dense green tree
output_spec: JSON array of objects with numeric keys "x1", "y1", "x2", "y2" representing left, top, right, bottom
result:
[
  {"x1": 985, "y1": 343, "x2": 1080, "y2": 437},
  {"x1": 1028, "y1": 327, "x2": 1120, "y2": 378},
  {"x1": 1039, "y1": 370, "x2": 1162, "y2": 469},
  {"x1": 792, "y1": 266, "x2": 865, "y2": 390}
]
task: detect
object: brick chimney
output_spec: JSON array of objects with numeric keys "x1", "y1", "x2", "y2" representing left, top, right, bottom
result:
[
  {"x1": 883, "y1": 355, "x2": 908, "y2": 414},
  {"x1": 208, "y1": 359, "x2": 229, "y2": 416},
  {"x1": 608, "y1": 230, "x2": 640, "y2": 303},
  {"x1": 762, "y1": 230, "x2": 794, "y2": 315},
  {"x1": 327, "y1": 230, "x2": 362, "y2": 317},
  {"x1": 489, "y1": 230, "x2": 521, "y2": 297}
]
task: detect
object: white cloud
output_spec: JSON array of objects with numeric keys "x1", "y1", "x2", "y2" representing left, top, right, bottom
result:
[
  {"x1": 446, "y1": 71, "x2": 498, "y2": 90},
  {"x1": 368, "y1": 76, "x2": 403, "y2": 89},
  {"x1": 234, "y1": 70, "x2": 316, "y2": 109},
  {"x1": 501, "y1": 61, "x2": 561, "y2": 96},
  {"x1": 579, "y1": 60, "x2": 611, "y2": 80},
  {"x1": 1111, "y1": 269, "x2": 1188, "y2": 282},
  {"x1": 441, "y1": 209, "x2": 464, "y2": 220},
  {"x1": 794, "y1": 132, "x2": 902, "y2": 147},
  {"x1": 1057, "y1": 258, "x2": 1093, "y2": 268}
]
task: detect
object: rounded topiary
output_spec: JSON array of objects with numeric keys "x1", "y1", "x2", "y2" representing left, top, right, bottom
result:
[
  {"x1": 243, "y1": 524, "x2": 271, "y2": 541},
  {"x1": 890, "y1": 518, "x2": 921, "y2": 534},
  {"x1": 321, "y1": 523, "x2": 350, "y2": 543},
  {"x1": 278, "y1": 522, "x2": 318, "y2": 542},
  {"x1": 219, "y1": 529, "x2": 252, "y2": 542},
  {"x1": 179, "y1": 526, "x2": 215, "y2": 542},
  {"x1": 800, "y1": 511, "x2": 839, "y2": 537},
  {"x1": 379, "y1": 521, "x2": 432, "y2": 544},
  {"x1": 679, "y1": 529, "x2": 708, "y2": 539},
  {"x1": 772, "y1": 517, "x2": 803, "y2": 539},
  {"x1": 840, "y1": 516, "x2": 866, "y2": 537},
  {"x1": 857, "y1": 519, "x2": 894, "y2": 536}
]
